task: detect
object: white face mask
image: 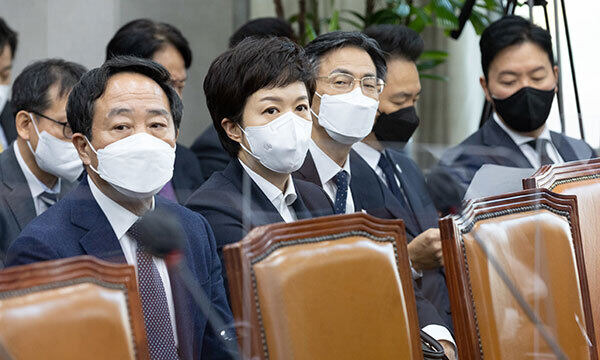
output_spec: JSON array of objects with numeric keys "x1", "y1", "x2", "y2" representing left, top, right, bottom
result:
[
  {"x1": 86, "y1": 132, "x2": 176, "y2": 199},
  {"x1": 27, "y1": 114, "x2": 83, "y2": 182},
  {"x1": 311, "y1": 87, "x2": 379, "y2": 145},
  {"x1": 238, "y1": 111, "x2": 312, "y2": 174},
  {"x1": 0, "y1": 85, "x2": 10, "y2": 113}
]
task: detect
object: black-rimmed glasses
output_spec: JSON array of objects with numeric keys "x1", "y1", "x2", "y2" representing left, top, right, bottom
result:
[{"x1": 30, "y1": 111, "x2": 73, "y2": 139}]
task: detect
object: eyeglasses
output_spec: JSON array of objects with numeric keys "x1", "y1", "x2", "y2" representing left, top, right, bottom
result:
[
  {"x1": 30, "y1": 111, "x2": 73, "y2": 139},
  {"x1": 317, "y1": 73, "x2": 385, "y2": 98}
]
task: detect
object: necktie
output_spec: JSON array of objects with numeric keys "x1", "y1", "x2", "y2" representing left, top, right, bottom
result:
[
  {"x1": 333, "y1": 170, "x2": 349, "y2": 214},
  {"x1": 526, "y1": 138, "x2": 554, "y2": 166},
  {"x1": 127, "y1": 222, "x2": 179, "y2": 359},
  {"x1": 377, "y1": 153, "x2": 405, "y2": 204},
  {"x1": 39, "y1": 191, "x2": 58, "y2": 209}
]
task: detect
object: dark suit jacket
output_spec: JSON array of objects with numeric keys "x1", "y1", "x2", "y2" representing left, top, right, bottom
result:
[
  {"x1": 185, "y1": 159, "x2": 334, "y2": 288},
  {"x1": 191, "y1": 126, "x2": 230, "y2": 181},
  {"x1": 5, "y1": 178, "x2": 234, "y2": 359},
  {"x1": 0, "y1": 144, "x2": 75, "y2": 266},
  {"x1": 385, "y1": 148, "x2": 452, "y2": 330},
  {"x1": 293, "y1": 149, "x2": 449, "y2": 330},
  {"x1": 172, "y1": 144, "x2": 205, "y2": 204},
  {"x1": 0, "y1": 101, "x2": 17, "y2": 146},
  {"x1": 427, "y1": 118, "x2": 598, "y2": 214}
]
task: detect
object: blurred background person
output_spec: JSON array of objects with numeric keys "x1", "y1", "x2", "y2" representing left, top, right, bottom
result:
[
  {"x1": 191, "y1": 17, "x2": 296, "y2": 180},
  {"x1": 0, "y1": 59, "x2": 86, "y2": 266},
  {"x1": 106, "y1": 18, "x2": 205, "y2": 204},
  {"x1": 0, "y1": 17, "x2": 18, "y2": 150},
  {"x1": 427, "y1": 15, "x2": 597, "y2": 215}
]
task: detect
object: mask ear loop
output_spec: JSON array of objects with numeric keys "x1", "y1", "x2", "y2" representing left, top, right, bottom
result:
[
  {"x1": 25, "y1": 113, "x2": 43, "y2": 156},
  {"x1": 235, "y1": 124, "x2": 262, "y2": 162},
  {"x1": 83, "y1": 136, "x2": 102, "y2": 175}
]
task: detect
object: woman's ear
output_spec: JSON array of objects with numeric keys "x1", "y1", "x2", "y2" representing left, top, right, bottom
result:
[{"x1": 221, "y1": 118, "x2": 243, "y2": 144}]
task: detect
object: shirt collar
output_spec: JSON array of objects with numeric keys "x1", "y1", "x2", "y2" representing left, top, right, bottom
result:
[
  {"x1": 87, "y1": 175, "x2": 154, "y2": 240},
  {"x1": 352, "y1": 141, "x2": 381, "y2": 171},
  {"x1": 308, "y1": 139, "x2": 351, "y2": 186},
  {"x1": 238, "y1": 159, "x2": 297, "y2": 206},
  {"x1": 493, "y1": 112, "x2": 552, "y2": 146},
  {"x1": 14, "y1": 141, "x2": 61, "y2": 198}
]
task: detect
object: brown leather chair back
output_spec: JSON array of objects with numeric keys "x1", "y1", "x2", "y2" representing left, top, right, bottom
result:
[
  {"x1": 440, "y1": 188, "x2": 596, "y2": 359},
  {"x1": 0, "y1": 256, "x2": 149, "y2": 360},
  {"x1": 223, "y1": 212, "x2": 422, "y2": 360},
  {"x1": 524, "y1": 158, "x2": 600, "y2": 354}
]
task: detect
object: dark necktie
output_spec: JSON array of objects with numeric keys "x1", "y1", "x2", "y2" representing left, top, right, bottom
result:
[
  {"x1": 526, "y1": 138, "x2": 554, "y2": 166},
  {"x1": 39, "y1": 191, "x2": 58, "y2": 209},
  {"x1": 127, "y1": 222, "x2": 179, "y2": 359},
  {"x1": 333, "y1": 170, "x2": 349, "y2": 214},
  {"x1": 377, "y1": 153, "x2": 405, "y2": 203}
]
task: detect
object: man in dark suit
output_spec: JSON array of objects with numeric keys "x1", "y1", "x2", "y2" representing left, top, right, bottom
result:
[
  {"x1": 427, "y1": 16, "x2": 597, "y2": 214},
  {"x1": 191, "y1": 17, "x2": 297, "y2": 180},
  {"x1": 106, "y1": 19, "x2": 205, "y2": 203},
  {"x1": 0, "y1": 59, "x2": 86, "y2": 265},
  {"x1": 346, "y1": 24, "x2": 452, "y2": 330},
  {"x1": 6, "y1": 57, "x2": 234, "y2": 359},
  {"x1": 0, "y1": 18, "x2": 18, "y2": 148},
  {"x1": 292, "y1": 31, "x2": 456, "y2": 358},
  {"x1": 186, "y1": 37, "x2": 333, "y2": 290}
]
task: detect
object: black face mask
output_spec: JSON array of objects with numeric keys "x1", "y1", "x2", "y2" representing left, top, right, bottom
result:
[
  {"x1": 373, "y1": 106, "x2": 420, "y2": 147},
  {"x1": 492, "y1": 86, "x2": 555, "y2": 132}
]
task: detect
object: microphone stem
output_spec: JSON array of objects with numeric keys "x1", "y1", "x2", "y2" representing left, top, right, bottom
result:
[{"x1": 174, "y1": 261, "x2": 240, "y2": 360}]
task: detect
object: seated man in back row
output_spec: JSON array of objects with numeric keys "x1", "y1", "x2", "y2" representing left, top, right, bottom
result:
[
  {"x1": 427, "y1": 15, "x2": 597, "y2": 215},
  {"x1": 6, "y1": 56, "x2": 234, "y2": 359}
]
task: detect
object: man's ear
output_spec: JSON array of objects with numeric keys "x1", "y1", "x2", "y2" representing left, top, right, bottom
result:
[
  {"x1": 479, "y1": 76, "x2": 492, "y2": 102},
  {"x1": 15, "y1": 110, "x2": 33, "y2": 141},
  {"x1": 221, "y1": 118, "x2": 243, "y2": 144},
  {"x1": 310, "y1": 93, "x2": 320, "y2": 126},
  {"x1": 71, "y1": 133, "x2": 92, "y2": 166}
]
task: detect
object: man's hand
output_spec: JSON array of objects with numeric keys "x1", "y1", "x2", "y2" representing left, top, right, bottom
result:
[
  {"x1": 439, "y1": 340, "x2": 456, "y2": 360},
  {"x1": 407, "y1": 228, "x2": 443, "y2": 271}
]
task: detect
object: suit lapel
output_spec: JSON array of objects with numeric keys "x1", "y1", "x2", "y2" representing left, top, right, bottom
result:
[
  {"x1": 71, "y1": 179, "x2": 126, "y2": 263},
  {"x1": 291, "y1": 190, "x2": 312, "y2": 220},
  {"x1": 482, "y1": 119, "x2": 532, "y2": 168},
  {"x1": 0, "y1": 146, "x2": 37, "y2": 230},
  {"x1": 223, "y1": 160, "x2": 284, "y2": 227},
  {"x1": 294, "y1": 151, "x2": 322, "y2": 187},
  {"x1": 550, "y1": 131, "x2": 578, "y2": 162}
]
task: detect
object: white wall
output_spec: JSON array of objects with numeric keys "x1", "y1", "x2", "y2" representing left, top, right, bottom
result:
[{"x1": 0, "y1": 0, "x2": 238, "y2": 146}]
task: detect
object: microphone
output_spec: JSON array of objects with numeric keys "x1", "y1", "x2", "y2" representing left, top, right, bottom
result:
[{"x1": 135, "y1": 209, "x2": 239, "y2": 360}]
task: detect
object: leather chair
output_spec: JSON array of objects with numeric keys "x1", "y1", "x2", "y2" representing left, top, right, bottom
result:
[
  {"x1": 0, "y1": 256, "x2": 149, "y2": 360},
  {"x1": 440, "y1": 188, "x2": 596, "y2": 359},
  {"x1": 223, "y1": 212, "x2": 422, "y2": 360},
  {"x1": 523, "y1": 157, "x2": 600, "y2": 355}
]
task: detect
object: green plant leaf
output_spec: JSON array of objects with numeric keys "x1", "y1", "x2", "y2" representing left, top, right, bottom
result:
[
  {"x1": 419, "y1": 50, "x2": 448, "y2": 61},
  {"x1": 305, "y1": 23, "x2": 317, "y2": 42},
  {"x1": 419, "y1": 73, "x2": 449, "y2": 82},
  {"x1": 328, "y1": 10, "x2": 340, "y2": 31},
  {"x1": 417, "y1": 59, "x2": 446, "y2": 71},
  {"x1": 408, "y1": 6, "x2": 432, "y2": 33},
  {"x1": 429, "y1": 0, "x2": 459, "y2": 29},
  {"x1": 341, "y1": 9, "x2": 366, "y2": 23}
]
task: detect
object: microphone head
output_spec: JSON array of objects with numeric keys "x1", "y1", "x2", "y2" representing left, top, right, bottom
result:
[{"x1": 135, "y1": 208, "x2": 186, "y2": 258}]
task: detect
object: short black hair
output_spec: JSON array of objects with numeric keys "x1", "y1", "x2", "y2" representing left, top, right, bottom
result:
[
  {"x1": 364, "y1": 24, "x2": 424, "y2": 62},
  {"x1": 229, "y1": 17, "x2": 295, "y2": 48},
  {"x1": 304, "y1": 31, "x2": 386, "y2": 80},
  {"x1": 0, "y1": 18, "x2": 17, "y2": 59},
  {"x1": 12, "y1": 59, "x2": 87, "y2": 117},
  {"x1": 106, "y1": 19, "x2": 192, "y2": 69},
  {"x1": 480, "y1": 15, "x2": 554, "y2": 79},
  {"x1": 67, "y1": 56, "x2": 183, "y2": 139},
  {"x1": 204, "y1": 36, "x2": 314, "y2": 158}
]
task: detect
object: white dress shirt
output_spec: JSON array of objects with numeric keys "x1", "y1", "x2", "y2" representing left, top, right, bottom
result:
[
  {"x1": 308, "y1": 140, "x2": 355, "y2": 214},
  {"x1": 88, "y1": 176, "x2": 178, "y2": 344},
  {"x1": 494, "y1": 113, "x2": 563, "y2": 169},
  {"x1": 14, "y1": 141, "x2": 61, "y2": 215},
  {"x1": 239, "y1": 159, "x2": 298, "y2": 223}
]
